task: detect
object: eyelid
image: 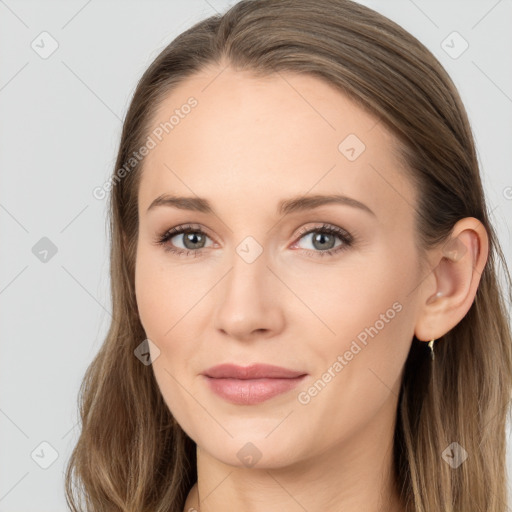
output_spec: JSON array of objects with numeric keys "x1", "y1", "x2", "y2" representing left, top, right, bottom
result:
[{"x1": 293, "y1": 223, "x2": 353, "y2": 242}]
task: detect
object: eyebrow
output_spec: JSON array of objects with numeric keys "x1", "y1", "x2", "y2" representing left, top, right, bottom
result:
[{"x1": 146, "y1": 193, "x2": 375, "y2": 217}]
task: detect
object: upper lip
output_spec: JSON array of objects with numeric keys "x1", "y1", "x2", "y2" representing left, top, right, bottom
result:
[{"x1": 202, "y1": 363, "x2": 307, "y2": 379}]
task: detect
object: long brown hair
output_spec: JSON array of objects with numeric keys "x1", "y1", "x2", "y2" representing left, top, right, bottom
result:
[{"x1": 65, "y1": 1, "x2": 512, "y2": 510}]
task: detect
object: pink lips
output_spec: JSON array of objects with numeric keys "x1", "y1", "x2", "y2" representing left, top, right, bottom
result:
[{"x1": 202, "y1": 363, "x2": 307, "y2": 405}]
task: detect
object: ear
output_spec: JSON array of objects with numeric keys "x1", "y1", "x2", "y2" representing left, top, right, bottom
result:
[{"x1": 414, "y1": 217, "x2": 489, "y2": 342}]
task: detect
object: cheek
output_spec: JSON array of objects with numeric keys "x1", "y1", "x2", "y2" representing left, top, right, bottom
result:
[
  {"x1": 294, "y1": 249, "x2": 415, "y2": 396},
  {"x1": 135, "y1": 251, "x2": 202, "y2": 429},
  {"x1": 135, "y1": 247, "x2": 199, "y2": 339},
  {"x1": 285, "y1": 253, "x2": 406, "y2": 343},
  {"x1": 134, "y1": 249, "x2": 210, "y2": 389},
  {"x1": 135, "y1": 260, "x2": 169, "y2": 340},
  {"x1": 296, "y1": 296, "x2": 412, "y2": 450}
]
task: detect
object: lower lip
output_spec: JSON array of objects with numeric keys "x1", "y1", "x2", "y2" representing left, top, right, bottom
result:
[{"x1": 203, "y1": 375, "x2": 307, "y2": 405}]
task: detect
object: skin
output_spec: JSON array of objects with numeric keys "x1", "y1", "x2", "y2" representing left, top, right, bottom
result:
[{"x1": 134, "y1": 63, "x2": 488, "y2": 512}]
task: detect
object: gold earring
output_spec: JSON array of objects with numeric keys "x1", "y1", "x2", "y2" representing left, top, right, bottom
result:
[{"x1": 428, "y1": 339, "x2": 435, "y2": 360}]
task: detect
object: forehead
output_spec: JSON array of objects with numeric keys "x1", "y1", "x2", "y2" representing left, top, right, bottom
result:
[{"x1": 138, "y1": 66, "x2": 414, "y2": 222}]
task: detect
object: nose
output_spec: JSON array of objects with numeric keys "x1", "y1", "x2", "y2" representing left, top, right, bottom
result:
[{"x1": 213, "y1": 249, "x2": 285, "y2": 341}]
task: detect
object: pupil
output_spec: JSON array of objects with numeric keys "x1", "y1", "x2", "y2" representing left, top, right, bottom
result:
[
  {"x1": 184, "y1": 232, "x2": 204, "y2": 249},
  {"x1": 313, "y1": 233, "x2": 334, "y2": 250}
]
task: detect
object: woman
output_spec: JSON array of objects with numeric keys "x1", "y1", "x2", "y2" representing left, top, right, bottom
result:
[{"x1": 65, "y1": 1, "x2": 512, "y2": 511}]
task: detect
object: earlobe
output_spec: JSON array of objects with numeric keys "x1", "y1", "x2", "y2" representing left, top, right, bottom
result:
[{"x1": 414, "y1": 217, "x2": 489, "y2": 343}]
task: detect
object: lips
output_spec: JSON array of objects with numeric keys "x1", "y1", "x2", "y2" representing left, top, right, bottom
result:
[
  {"x1": 202, "y1": 363, "x2": 306, "y2": 379},
  {"x1": 201, "y1": 363, "x2": 308, "y2": 405}
]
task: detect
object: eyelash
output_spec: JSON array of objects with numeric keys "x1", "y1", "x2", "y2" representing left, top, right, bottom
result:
[{"x1": 154, "y1": 223, "x2": 354, "y2": 258}]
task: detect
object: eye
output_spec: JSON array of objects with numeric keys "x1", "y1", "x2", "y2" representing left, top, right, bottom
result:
[
  {"x1": 154, "y1": 222, "x2": 354, "y2": 258},
  {"x1": 291, "y1": 223, "x2": 353, "y2": 257},
  {"x1": 155, "y1": 223, "x2": 214, "y2": 257}
]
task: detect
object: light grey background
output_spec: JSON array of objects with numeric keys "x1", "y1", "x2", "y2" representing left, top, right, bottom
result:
[{"x1": 1, "y1": 1, "x2": 511, "y2": 511}]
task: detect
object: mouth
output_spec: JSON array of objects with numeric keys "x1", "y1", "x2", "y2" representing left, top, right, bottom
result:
[{"x1": 201, "y1": 363, "x2": 308, "y2": 405}]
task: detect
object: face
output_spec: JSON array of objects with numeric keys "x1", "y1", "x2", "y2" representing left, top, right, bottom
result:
[{"x1": 135, "y1": 65, "x2": 425, "y2": 468}]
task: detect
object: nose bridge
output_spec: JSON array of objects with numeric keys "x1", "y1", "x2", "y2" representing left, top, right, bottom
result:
[
  {"x1": 224, "y1": 239, "x2": 272, "y2": 305},
  {"x1": 213, "y1": 237, "x2": 284, "y2": 338}
]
